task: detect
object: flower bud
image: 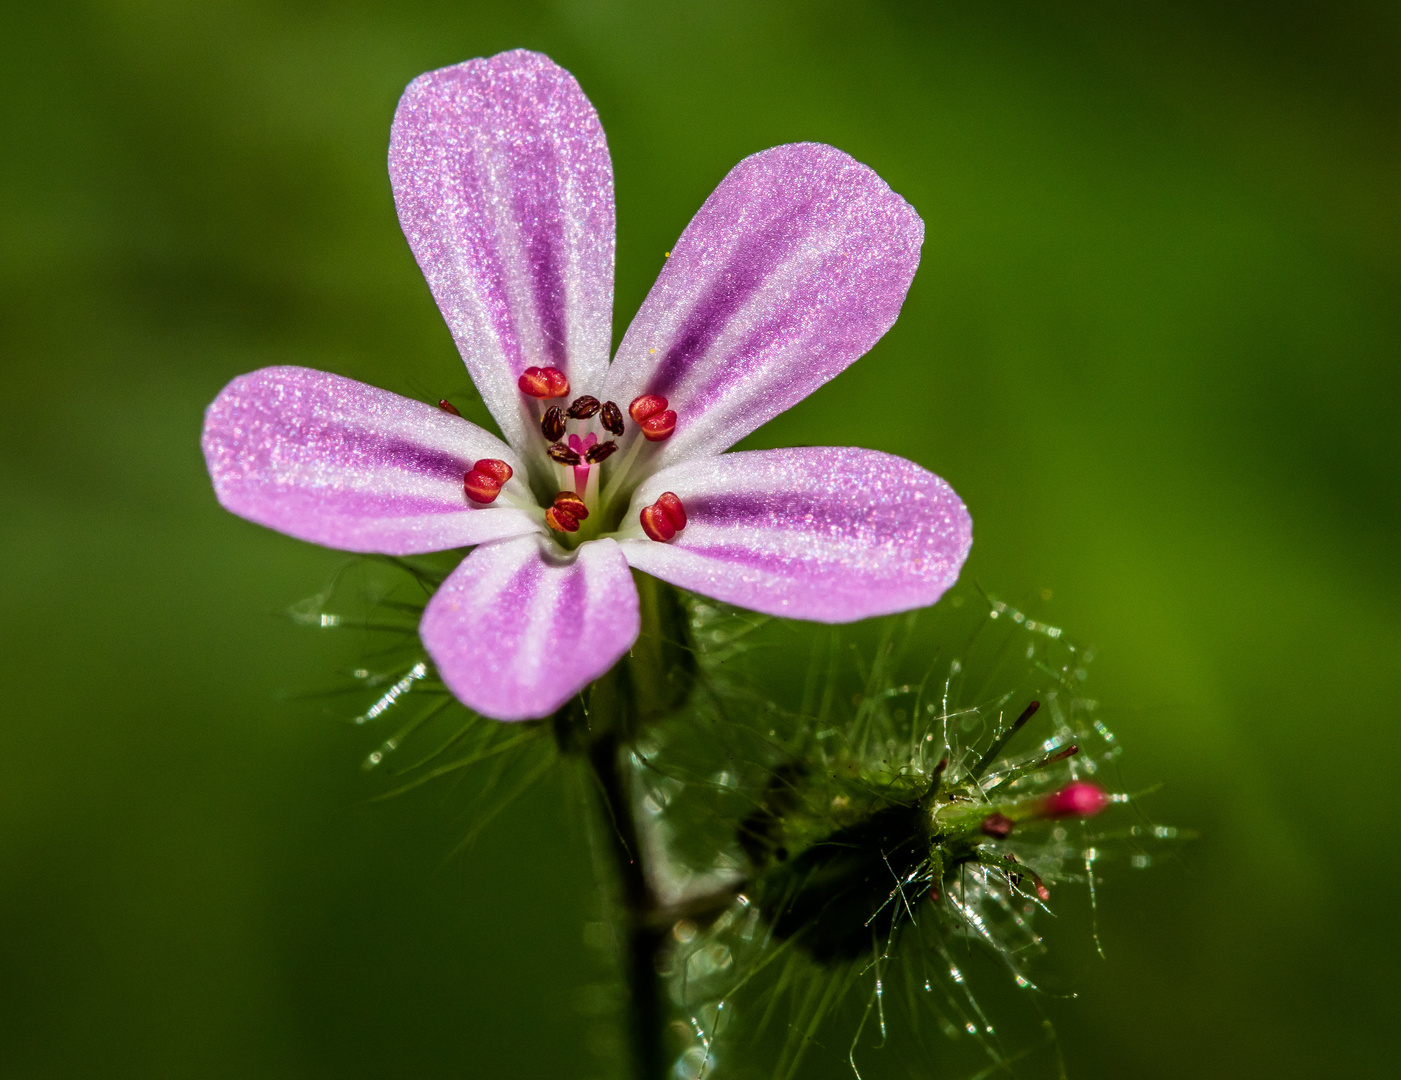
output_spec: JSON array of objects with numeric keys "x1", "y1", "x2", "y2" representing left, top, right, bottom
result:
[
  {"x1": 518, "y1": 366, "x2": 570, "y2": 399},
  {"x1": 1041, "y1": 781, "x2": 1108, "y2": 820}
]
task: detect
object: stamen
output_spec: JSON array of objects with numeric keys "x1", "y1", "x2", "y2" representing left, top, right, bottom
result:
[
  {"x1": 565, "y1": 395, "x2": 600, "y2": 419},
  {"x1": 437, "y1": 398, "x2": 461, "y2": 416},
  {"x1": 462, "y1": 458, "x2": 514, "y2": 504},
  {"x1": 639, "y1": 409, "x2": 678, "y2": 442},
  {"x1": 639, "y1": 504, "x2": 676, "y2": 542},
  {"x1": 553, "y1": 491, "x2": 589, "y2": 520},
  {"x1": 472, "y1": 459, "x2": 513, "y2": 485},
  {"x1": 541, "y1": 405, "x2": 566, "y2": 441},
  {"x1": 584, "y1": 441, "x2": 618, "y2": 465},
  {"x1": 544, "y1": 506, "x2": 580, "y2": 532},
  {"x1": 629, "y1": 394, "x2": 667, "y2": 423},
  {"x1": 655, "y1": 491, "x2": 686, "y2": 530},
  {"x1": 600, "y1": 401, "x2": 624, "y2": 436},
  {"x1": 547, "y1": 443, "x2": 581, "y2": 466},
  {"x1": 518, "y1": 366, "x2": 570, "y2": 399},
  {"x1": 640, "y1": 492, "x2": 687, "y2": 542}
]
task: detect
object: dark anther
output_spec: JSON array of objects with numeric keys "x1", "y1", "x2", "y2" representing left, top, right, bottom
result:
[
  {"x1": 1050, "y1": 744, "x2": 1080, "y2": 761},
  {"x1": 1002, "y1": 852, "x2": 1022, "y2": 886},
  {"x1": 980, "y1": 812, "x2": 1014, "y2": 839},
  {"x1": 437, "y1": 398, "x2": 461, "y2": 416},
  {"x1": 600, "y1": 400, "x2": 624, "y2": 435},
  {"x1": 566, "y1": 395, "x2": 600, "y2": 419},
  {"x1": 541, "y1": 406, "x2": 566, "y2": 441},
  {"x1": 584, "y1": 440, "x2": 618, "y2": 465},
  {"x1": 547, "y1": 442, "x2": 581, "y2": 466}
]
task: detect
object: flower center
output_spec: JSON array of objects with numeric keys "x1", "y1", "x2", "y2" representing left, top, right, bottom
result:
[{"x1": 480, "y1": 366, "x2": 687, "y2": 548}]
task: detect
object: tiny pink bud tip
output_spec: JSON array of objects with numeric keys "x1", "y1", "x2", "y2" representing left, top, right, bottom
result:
[
  {"x1": 629, "y1": 394, "x2": 667, "y2": 423},
  {"x1": 518, "y1": 366, "x2": 570, "y2": 399},
  {"x1": 1041, "y1": 781, "x2": 1109, "y2": 820}
]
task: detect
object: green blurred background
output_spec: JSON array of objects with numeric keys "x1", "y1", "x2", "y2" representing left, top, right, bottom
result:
[{"x1": 3, "y1": 1, "x2": 1398, "y2": 1076}]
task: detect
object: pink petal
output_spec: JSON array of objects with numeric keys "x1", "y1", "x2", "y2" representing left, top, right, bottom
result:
[
  {"x1": 421, "y1": 536, "x2": 640, "y2": 721},
  {"x1": 601, "y1": 144, "x2": 922, "y2": 467},
  {"x1": 202, "y1": 367, "x2": 540, "y2": 554},
  {"x1": 390, "y1": 51, "x2": 615, "y2": 452},
  {"x1": 619, "y1": 448, "x2": 970, "y2": 622}
]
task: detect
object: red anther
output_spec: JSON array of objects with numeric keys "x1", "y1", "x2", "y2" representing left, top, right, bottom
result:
[
  {"x1": 640, "y1": 503, "x2": 677, "y2": 542},
  {"x1": 600, "y1": 401, "x2": 624, "y2": 436},
  {"x1": 584, "y1": 440, "x2": 617, "y2": 465},
  {"x1": 472, "y1": 459, "x2": 513, "y2": 485},
  {"x1": 639, "y1": 409, "x2": 677, "y2": 442},
  {"x1": 437, "y1": 398, "x2": 461, "y2": 416},
  {"x1": 980, "y1": 812, "x2": 1014, "y2": 839},
  {"x1": 553, "y1": 491, "x2": 589, "y2": 521},
  {"x1": 547, "y1": 442, "x2": 581, "y2": 466},
  {"x1": 518, "y1": 366, "x2": 570, "y2": 399},
  {"x1": 565, "y1": 395, "x2": 600, "y2": 420},
  {"x1": 544, "y1": 505, "x2": 580, "y2": 532},
  {"x1": 1041, "y1": 781, "x2": 1108, "y2": 820},
  {"x1": 463, "y1": 470, "x2": 502, "y2": 504},
  {"x1": 541, "y1": 405, "x2": 566, "y2": 441},
  {"x1": 628, "y1": 394, "x2": 668, "y2": 423},
  {"x1": 655, "y1": 492, "x2": 686, "y2": 531}
]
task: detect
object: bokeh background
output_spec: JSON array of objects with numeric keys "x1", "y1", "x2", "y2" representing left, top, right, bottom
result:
[{"x1": 3, "y1": 1, "x2": 1398, "y2": 1076}]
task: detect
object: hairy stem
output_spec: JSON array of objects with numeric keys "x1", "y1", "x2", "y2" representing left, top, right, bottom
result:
[{"x1": 588, "y1": 730, "x2": 668, "y2": 1080}]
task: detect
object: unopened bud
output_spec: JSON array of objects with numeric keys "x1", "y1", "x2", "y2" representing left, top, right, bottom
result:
[
  {"x1": 1041, "y1": 781, "x2": 1108, "y2": 819},
  {"x1": 518, "y1": 366, "x2": 570, "y2": 399}
]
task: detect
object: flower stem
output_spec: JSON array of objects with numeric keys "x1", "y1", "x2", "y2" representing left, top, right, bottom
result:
[{"x1": 587, "y1": 730, "x2": 668, "y2": 1080}]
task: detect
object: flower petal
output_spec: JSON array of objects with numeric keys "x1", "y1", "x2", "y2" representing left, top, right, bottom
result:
[
  {"x1": 619, "y1": 448, "x2": 970, "y2": 622},
  {"x1": 420, "y1": 536, "x2": 640, "y2": 721},
  {"x1": 203, "y1": 366, "x2": 540, "y2": 554},
  {"x1": 390, "y1": 50, "x2": 615, "y2": 450},
  {"x1": 601, "y1": 144, "x2": 923, "y2": 466}
]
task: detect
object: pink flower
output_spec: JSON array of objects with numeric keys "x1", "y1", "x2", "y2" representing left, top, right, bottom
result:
[{"x1": 202, "y1": 50, "x2": 972, "y2": 721}]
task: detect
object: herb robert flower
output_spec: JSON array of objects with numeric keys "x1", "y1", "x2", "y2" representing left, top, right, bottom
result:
[{"x1": 202, "y1": 50, "x2": 972, "y2": 720}]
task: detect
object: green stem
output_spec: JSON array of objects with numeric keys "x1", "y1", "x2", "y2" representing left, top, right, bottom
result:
[{"x1": 588, "y1": 730, "x2": 668, "y2": 1080}]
